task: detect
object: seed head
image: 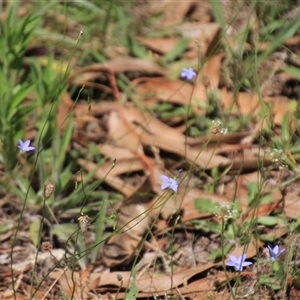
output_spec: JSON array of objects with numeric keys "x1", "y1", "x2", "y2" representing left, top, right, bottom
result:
[
  {"x1": 78, "y1": 214, "x2": 91, "y2": 234},
  {"x1": 211, "y1": 120, "x2": 228, "y2": 135},
  {"x1": 44, "y1": 181, "x2": 54, "y2": 199}
]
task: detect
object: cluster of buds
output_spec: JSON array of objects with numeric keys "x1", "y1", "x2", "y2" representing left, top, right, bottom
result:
[
  {"x1": 265, "y1": 148, "x2": 287, "y2": 169},
  {"x1": 211, "y1": 120, "x2": 228, "y2": 135},
  {"x1": 214, "y1": 202, "x2": 238, "y2": 221}
]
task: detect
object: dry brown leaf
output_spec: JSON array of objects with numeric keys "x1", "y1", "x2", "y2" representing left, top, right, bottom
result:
[
  {"x1": 229, "y1": 237, "x2": 263, "y2": 260},
  {"x1": 221, "y1": 88, "x2": 295, "y2": 126},
  {"x1": 289, "y1": 286, "x2": 300, "y2": 299},
  {"x1": 77, "y1": 158, "x2": 136, "y2": 196},
  {"x1": 229, "y1": 148, "x2": 272, "y2": 172},
  {"x1": 188, "y1": 132, "x2": 250, "y2": 146},
  {"x1": 136, "y1": 36, "x2": 185, "y2": 55},
  {"x1": 176, "y1": 273, "x2": 231, "y2": 296},
  {"x1": 141, "y1": 133, "x2": 232, "y2": 169},
  {"x1": 101, "y1": 201, "x2": 153, "y2": 267},
  {"x1": 283, "y1": 180, "x2": 300, "y2": 219},
  {"x1": 133, "y1": 263, "x2": 215, "y2": 293},
  {"x1": 223, "y1": 171, "x2": 282, "y2": 217},
  {"x1": 3, "y1": 294, "x2": 28, "y2": 300},
  {"x1": 108, "y1": 110, "x2": 144, "y2": 154},
  {"x1": 117, "y1": 105, "x2": 231, "y2": 169},
  {"x1": 264, "y1": 96, "x2": 295, "y2": 126},
  {"x1": 132, "y1": 77, "x2": 207, "y2": 115},
  {"x1": 101, "y1": 174, "x2": 154, "y2": 267},
  {"x1": 180, "y1": 188, "x2": 232, "y2": 222},
  {"x1": 221, "y1": 88, "x2": 261, "y2": 115},
  {"x1": 100, "y1": 158, "x2": 144, "y2": 177},
  {"x1": 198, "y1": 53, "x2": 223, "y2": 90},
  {"x1": 176, "y1": 22, "x2": 221, "y2": 58},
  {"x1": 149, "y1": 1, "x2": 196, "y2": 27},
  {"x1": 69, "y1": 57, "x2": 167, "y2": 83},
  {"x1": 101, "y1": 263, "x2": 215, "y2": 292},
  {"x1": 51, "y1": 267, "x2": 100, "y2": 300}
]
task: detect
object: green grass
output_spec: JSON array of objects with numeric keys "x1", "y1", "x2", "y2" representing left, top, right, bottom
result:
[{"x1": 2, "y1": 0, "x2": 300, "y2": 299}]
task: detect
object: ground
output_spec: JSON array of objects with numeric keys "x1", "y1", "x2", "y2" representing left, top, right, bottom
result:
[{"x1": 1, "y1": 1, "x2": 300, "y2": 299}]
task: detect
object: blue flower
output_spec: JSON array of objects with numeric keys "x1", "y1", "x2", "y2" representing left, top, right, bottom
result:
[
  {"x1": 268, "y1": 245, "x2": 285, "y2": 261},
  {"x1": 226, "y1": 254, "x2": 252, "y2": 271},
  {"x1": 180, "y1": 67, "x2": 196, "y2": 80},
  {"x1": 18, "y1": 139, "x2": 35, "y2": 153},
  {"x1": 160, "y1": 175, "x2": 178, "y2": 192}
]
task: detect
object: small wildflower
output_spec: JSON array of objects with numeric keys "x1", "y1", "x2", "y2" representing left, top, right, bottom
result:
[
  {"x1": 180, "y1": 67, "x2": 196, "y2": 80},
  {"x1": 78, "y1": 214, "x2": 91, "y2": 234},
  {"x1": 226, "y1": 254, "x2": 252, "y2": 271},
  {"x1": 18, "y1": 139, "x2": 35, "y2": 153},
  {"x1": 215, "y1": 202, "x2": 238, "y2": 221},
  {"x1": 211, "y1": 120, "x2": 228, "y2": 135},
  {"x1": 265, "y1": 148, "x2": 287, "y2": 169},
  {"x1": 44, "y1": 181, "x2": 54, "y2": 200},
  {"x1": 268, "y1": 245, "x2": 285, "y2": 261},
  {"x1": 160, "y1": 175, "x2": 178, "y2": 193}
]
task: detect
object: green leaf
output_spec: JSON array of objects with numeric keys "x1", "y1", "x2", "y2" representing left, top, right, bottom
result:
[
  {"x1": 259, "y1": 274, "x2": 281, "y2": 290},
  {"x1": 247, "y1": 182, "x2": 259, "y2": 204},
  {"x1": 14, "y1": 175, "x2": 37, "y2": 203},
  {"x1": 281, "y1": 113, "x2": 291, "y2": 144},
  {"x1": 256, "y1": 216, "x2": 279, "y2": 226},
  {"x1": 161, "y1": 37, "x2": 190, "y2": 63},
  {"x1": 52, "y1": 223, "x2": 79, "y2": 241},
  {"x1": 91, "y1": 199, "x2": 109, "y2": 263},
  {"x1": 194, "y1": 198, "x2": 218, "y2": 213},
  {"x1": 192, "y1": 219, "x2": 222, "y2": 234},
  {"x1": 57, "y1": 116, "x2": 74, "y2": 168},
  {"x1": 30, "y1": 218, "x2": 41, "y2": 247},
  {"x1": 210, "y1": 243, "x2": 232, "y2": 261},
  {"x1": 291, "y1": 216, "x2": 300, "y2": 232},
  {"x1": 125, "y1": 282, "x2": 137, "y2": 300},
  {"x1": 8, "y1": 82, "x2": 35, "y2": 119},
  {"x1": 284, "y1": 66, "x2": 300, "y2": 80},
  {"x1": 260, "y1": 17, "x2": 300, "y2": 62},
  {"x1": 129, "y1": 37, "x2": 149, "y2": 59}
]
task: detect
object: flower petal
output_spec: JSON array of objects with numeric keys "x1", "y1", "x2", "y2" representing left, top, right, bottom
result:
[
  {"x1": 273, "y1": 245, "x2": 279, "y2": 255},
  {"x1": 24, "y1": 140, "x2": 30, "y2": 148},
  {"x1": 239, "y1": 254, "x2": 246, "y2": 262},
  {"x1": 225, "y1": 261, "x2": 237, "y2": 267},
  {"x1": 170, "y1": 181, "x2": 178, "y2": 192},
  {"x1": 161, "y1": 182, "x2": 170, "y2": 190},
  {"x1": 241, "y1": 261, "x2": 252, "y2": 267},
  {"x1": 160, "y1": 175, "x2": 170, "y2": 181},
  {"x1": 18, "y1": 139, "x2": 24, "y2": 148},
  {"x1": 228, "y1": 255, "x2": 238, "y2": 263}
]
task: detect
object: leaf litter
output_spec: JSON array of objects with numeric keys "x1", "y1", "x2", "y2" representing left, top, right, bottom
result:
[{"x1": 3, "y1": 1, "x2": 300, "y2": 299}]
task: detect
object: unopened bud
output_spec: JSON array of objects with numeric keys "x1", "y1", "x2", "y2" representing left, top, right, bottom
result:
[
  {"x1": 44, "y1": 181, "x2": 54, "y2": 199},
  {"x1": 78, "y1": 214, "x2": 91, "y2": 234}
]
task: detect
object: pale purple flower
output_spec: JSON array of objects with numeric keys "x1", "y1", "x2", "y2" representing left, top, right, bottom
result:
[
  {"x1": 160, "y1": 175, "x2": 178, "y2": 192},
  {"x1": 268, "y1": 245, "x2": 285, "y2": 261},
  {"x1": 180, "y1": 67, "x2": 196, "y2": 80},
  {"x1": 226, "y1": 254, "x2": 252, "y2": 271},
  {"x1": 18, "y1": 139, "x2": 35, "y2": 153}
]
